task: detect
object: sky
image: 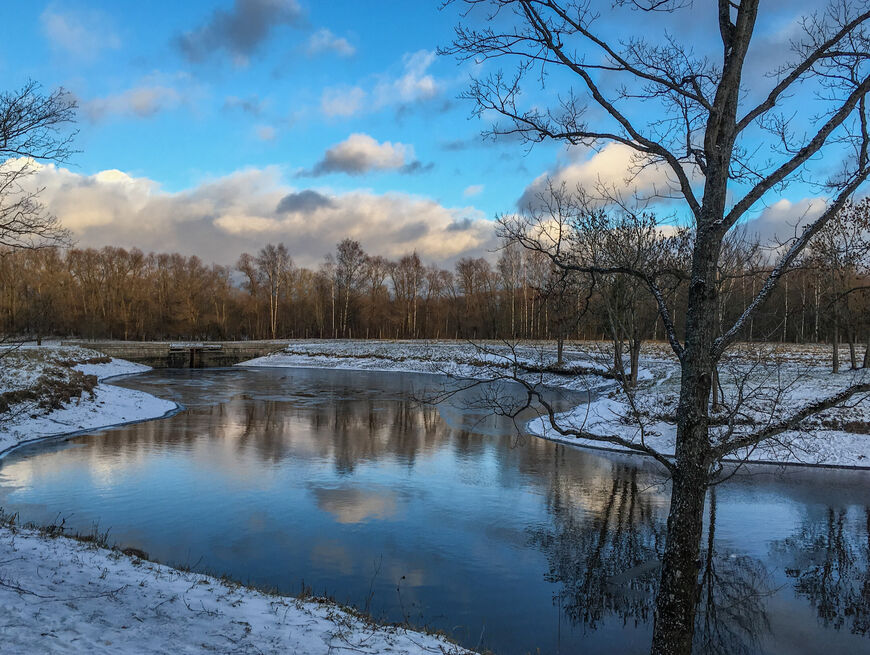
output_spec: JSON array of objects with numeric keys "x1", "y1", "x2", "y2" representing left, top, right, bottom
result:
[{"x1": 0, "y1": 0, "x2": 843, "y2": 268}]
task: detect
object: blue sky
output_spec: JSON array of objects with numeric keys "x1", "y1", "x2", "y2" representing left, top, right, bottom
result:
[
  {"x1": 0, "y1": 0, "x2": 843, "y2": 266},
  {"x1": 7, "y1": 2, "x2": 549, "y2": 194}
]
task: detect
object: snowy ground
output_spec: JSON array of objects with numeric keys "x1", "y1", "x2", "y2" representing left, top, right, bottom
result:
[
  {"x1": 244, "y1": 339, "x2": 631, "y2": 393},
  {"x1": 246, "y1": 340, "x2": 870, "y2": 469},
  {"x1": 0, "y1": 345, "x2": 176, "y2": 456},
  {"x1": 0, "y1": 522, "x2": 470, "y2": 655},
  {"x1": 0, "y1": 343, "x2": 472, "y2": 655}
]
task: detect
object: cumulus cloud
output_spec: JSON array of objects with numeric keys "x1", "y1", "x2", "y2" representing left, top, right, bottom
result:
[
  {"x1": 175, "y1": 0, "x2": 304, "y2": 64},
  {"x1": 463, "y1": 184, "x2": 484, "y2": 197},
  {"x1": 305, "y1": 28, "x2": 355, "y2": 57},
  {"x1": 321, "y1": 86, "x2": 366, "y2": 118},
  {"x1": 446, "y1": 217, "x2": 476, "y2": 232},
  {"x1": 518, "y1": 142, "x2": 692, "y2": 209},
  {"x1": 40, "y1": 6, "x2": 120, "y2": 60},
  {"x1": 24, "y1": 162, "x2": 496, "y2": 267},
  {"x1": 740, "y1": 197, "x2": 827, "y2": 246},
  {"x1": 301, "y1": 133, "x2": 429, "y2": 177},
  {"x1": 276, "y1": 190, "x2": 334, "y2": 213}
]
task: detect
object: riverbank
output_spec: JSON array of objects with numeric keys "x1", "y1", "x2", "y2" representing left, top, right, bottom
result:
[
  {"x1": 244, "y1": 339, "x2": 870, "y2": 468},
  {"x1": 0, "y1": 518, "x2": 470, "y2": 654},
  {"x1": 0, "y1": 344, "x2": 472, "y2": 655},
  {"x1": 0, "y1": 345, "x2": 177, "y2": 456}
]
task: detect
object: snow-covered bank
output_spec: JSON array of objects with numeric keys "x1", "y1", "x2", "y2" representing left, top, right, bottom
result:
[
  {"x1": 244, "y1": 339, "x2": 632, "y2": 393},
  {"x1": 245, "y1": 340, "x2": 870, "y2": 469},
  {"x1": 0, "y1": 523, "x2": 470, "y2": 655},
  {"x1": 0, "y1": 346, "x2": 177, "y2": 456}
]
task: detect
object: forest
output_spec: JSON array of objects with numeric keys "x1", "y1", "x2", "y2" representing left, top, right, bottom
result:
[{"x1": 2, "y1": 203, "x2": 868, "y2": 369}]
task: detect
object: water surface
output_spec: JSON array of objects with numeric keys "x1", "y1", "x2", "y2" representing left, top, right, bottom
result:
[{"x1": 0, "y1": 367, "x2": 868, "y2": 655}]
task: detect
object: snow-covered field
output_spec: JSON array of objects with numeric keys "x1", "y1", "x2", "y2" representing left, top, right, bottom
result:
[
  {"x1": 0, "y1": 343, "x2": 471, "y2": 655},
  {"x1": 244, "y1": 339, "x2": 628, "y2": 392},
  {"x1": 246, "y1": 339, "x2": 870, "y2": 469}
]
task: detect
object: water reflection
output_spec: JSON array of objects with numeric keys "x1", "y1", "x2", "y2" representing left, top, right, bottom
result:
[
  {"x1": 695, "y1": 489, "x2": 773, "y2": 655},
  {"x1": 530, "y1": 464, "x2": 665, "y2": 629},
  {"x1": 531, "y1": 465, "x2": 773, "y2": 654},
  {"x1": 0, "y1": 367, "x2": 868, "y2": 654},
  {"x1": 775, "y1": 507, "x2": 870, "y2": 636}
]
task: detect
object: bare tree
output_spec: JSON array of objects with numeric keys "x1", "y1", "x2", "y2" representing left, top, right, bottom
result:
[
  {"x1": 255, "y1": 243, "x2": 293, "y2": 340},
  {"x1": 501, "y1": 182, "x2": 685, "y2": 384},
  {"x1": 390, "y1": 252, "x2": 424, "y2": 337},
  {"x1": 0, "y1": 81, "x2": 76, "y2": 252},
  {"x1": 806, "y1": 198, "x2": 870, "y2": 371},
  {"x1": 443, "y1": 1, "x2": 870, "y2": 653},
  {"x1": 334, "y1": 239, "x2": 367, "y2": 338}
]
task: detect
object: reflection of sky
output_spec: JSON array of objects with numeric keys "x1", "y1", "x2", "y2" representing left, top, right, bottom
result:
[
  {"x1": 0, "y1": 367, "x2": 868, "y2": 655},
  {"x1": 312, "y1": 486, "x2": 400, "y2": 524}
]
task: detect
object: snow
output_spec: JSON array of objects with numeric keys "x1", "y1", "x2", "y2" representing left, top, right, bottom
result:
[
  {"x1": 245, "y1": 340, "x2": 870, "y2": 469},
  {"x1": 244, "y1": 339, "x2": 623, "y2": 393},
  {"x1": 0, "y1": 525, "x2": 470, "y2": 655},
  {"x1": 0, "y1": 351, "x2": 176, "y2": 457}
]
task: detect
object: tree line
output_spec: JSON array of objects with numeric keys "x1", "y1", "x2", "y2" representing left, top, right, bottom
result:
[{"x1": 1, "y1": 211, "x2": 867, "y2": 364}]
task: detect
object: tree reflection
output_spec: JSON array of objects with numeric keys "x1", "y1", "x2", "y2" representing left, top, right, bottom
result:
[
  {"x1": 531, "y1": 466, "x2": 772, "y2": 653},
  {"x1": 695, "y1": 489, "x2": 772, "y2": 655},
  {"x1": 530, "y1": 464, "x2": 664, "y2": 628},
  {"x1": 775, "y1": 507, "x2": 870, "y2": 636}
]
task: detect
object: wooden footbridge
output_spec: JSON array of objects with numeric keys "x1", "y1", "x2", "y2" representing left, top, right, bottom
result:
[{"x1": 61, "y1": 340, "x2": 290, "y2": 368}]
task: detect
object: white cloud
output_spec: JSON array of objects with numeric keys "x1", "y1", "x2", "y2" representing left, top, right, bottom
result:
[
  {"x1": 519, "y1": 142, "x2": 708, "y2": 214},
  {"x1": 40, "y1": 6, "x2": 120, "y2": 60},
  {"x1": 320, "y1": 50, "x2": 442, "y2": 118},
  {"x1": 519, "y1": 143, "x2": 686, "y2": 209},
  {"x1": 376, "y1": 50, "x2": 440, "y2": 105},
  {"x1": 84, "y1": 73, "x2": 196, "y2": 122},
  {"x1": 740, "y1": 197, "x2": 827, "y2": 246},
  {"x1": 305, "y1": 29, "x2": 355, "y2": 57},
  {"x1": 303, "y1": 133, "x2": 417, "y2": 176},
  {"x1": 463, "y1": 184, "x2": 484, "y2": 197},
  {"x1": 321, "y1": 86, "x2": 366, "y2": 118},
  {"x1": 24, "y1": 162, "x2": 496, "y2": 267}
]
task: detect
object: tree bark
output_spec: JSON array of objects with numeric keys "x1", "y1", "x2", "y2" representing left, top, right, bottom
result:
[
  {"x1": 650, "y1": 463, "x2": 708, "y2": 655},
  {"x1": 849, "y1": 329, "x2": 858, "y2": 369},
  {"x1": 651, "y1": 204, "x2": 721, "y2": 653},
  {"x1": 630, "y1": 338, "x2": 641, "y2": 388}
]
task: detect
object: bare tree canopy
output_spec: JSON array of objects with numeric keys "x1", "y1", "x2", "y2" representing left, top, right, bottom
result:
[
  {"x1": 0, "y1": 80, "x2": 77, "y2": 251},
  {"x1": 442, "y1": 1, "x2": 870, "y2": 653}
]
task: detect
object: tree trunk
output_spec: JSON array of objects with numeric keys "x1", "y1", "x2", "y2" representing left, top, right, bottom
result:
[
  {"x1": 629, "y1": 339, "x2": 641, "y2": 388},
  {"x1": 710, "y1": 365, "x2": 720, "y2": 412},
  {"x1": 557, "y1": 335, "x2": 564, "y2": 366},
  {"x1": 833, "y1": 320, "x2": 840, "y2": 373},
  {"x1": 848, "y1": 330, "x2": 858, "y2": 369},
  {"x1": 864, "y1": 332, "x2": 870, "y2": 369},
  {"x1": 613, "y1": 338, "x2": 624, "y2": 380},
  {"x1": 650, "y1": 462, "x2": 708, "y2": 655},
  {"x1": 651, "y1": 215, "x2": 720, "y2": 654}
]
